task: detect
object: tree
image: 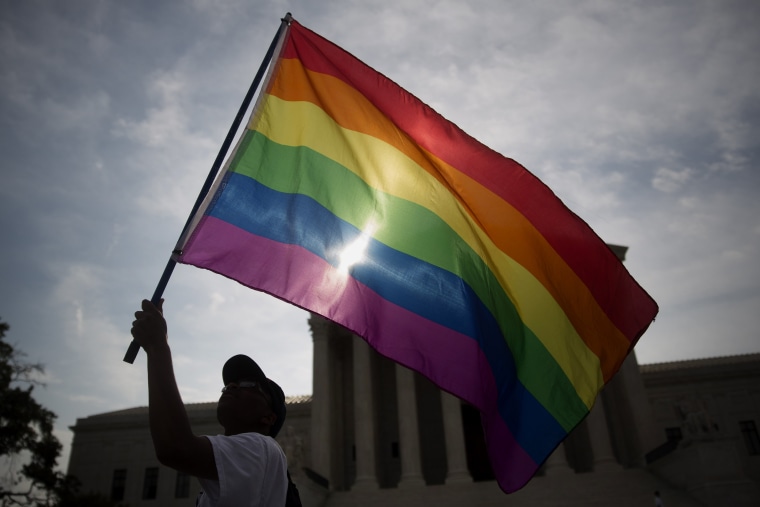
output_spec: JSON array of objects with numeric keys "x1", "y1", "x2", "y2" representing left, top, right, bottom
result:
[{"x1": 0, "y1": 319, "x2": 119, "y2": 507}]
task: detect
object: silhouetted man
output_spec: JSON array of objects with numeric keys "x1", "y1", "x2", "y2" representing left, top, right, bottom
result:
[{"x1": 131, "y1": 299, "x2": 293, "y2": 506}]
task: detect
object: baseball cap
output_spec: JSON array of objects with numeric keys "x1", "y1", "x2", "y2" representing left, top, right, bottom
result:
[{"x1": 222, "y1": 354, "x2": 286, "y2": 438}]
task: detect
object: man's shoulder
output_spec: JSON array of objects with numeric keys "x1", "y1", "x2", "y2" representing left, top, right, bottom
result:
[
  {"x1": 234, "y1": 432, "x2": 282, "y2": 447},
  {"x1": 207, "y1": 432, "x2": 274, "y2": 442},
  {"x1": 209, "y1": 432, "x2": 285, "y2": 457}
]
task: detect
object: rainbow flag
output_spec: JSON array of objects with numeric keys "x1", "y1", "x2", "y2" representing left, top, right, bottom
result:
[{"x1": 178, "y1": 19, "x2": 658, "y2": 492}]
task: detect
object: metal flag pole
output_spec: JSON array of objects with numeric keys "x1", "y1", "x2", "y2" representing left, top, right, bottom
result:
[{"x1": 123, "y1": 13, "x2": 293, "y2": 364}]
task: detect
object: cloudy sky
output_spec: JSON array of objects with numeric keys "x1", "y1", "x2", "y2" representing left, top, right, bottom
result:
[{"x1": 1, "y1": 0, "x2": 758, "y2": 473}]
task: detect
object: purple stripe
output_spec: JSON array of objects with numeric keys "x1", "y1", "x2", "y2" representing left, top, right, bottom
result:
[
  {"x1": 181, "y1": 216, "x2": 492, "y2": 403},
  {"x1": 180, "y1": 217, "x2": 537, "y2": 490},
  {"x1": 482, "y1": 411, "x2": 540, "y2": 491},
  {"x1": 180, "y1": 216, "x2": 537, "y2": 489}
]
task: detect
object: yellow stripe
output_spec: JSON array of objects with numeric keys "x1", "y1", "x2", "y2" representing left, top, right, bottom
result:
[
  {"x1": 255, "y1": 95, "x2": 603, "y2": 407},
  {"x1": 263, "y1": 58, "x2": 632, "y2": 382}
]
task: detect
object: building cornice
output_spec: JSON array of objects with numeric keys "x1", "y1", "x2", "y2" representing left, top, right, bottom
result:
[
  {"x1": 640, "y1": 353, "x2": 760, "y2": 387},
  {"x1": 69, "y1": 396, "x2": 313, "y2": 432}
]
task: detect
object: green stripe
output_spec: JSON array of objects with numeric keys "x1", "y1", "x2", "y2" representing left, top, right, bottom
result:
[
  {"x1": 229, "y1": 129, "x2": 589, "y2": 430},
  {"x1": 256, "y1": 95, "x2": 603, "y2": 408}
]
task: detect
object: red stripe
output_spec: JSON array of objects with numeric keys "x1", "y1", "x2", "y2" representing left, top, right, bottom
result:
[{"x1": 281, "y1": 21, "x2": 658, "y2": 342}]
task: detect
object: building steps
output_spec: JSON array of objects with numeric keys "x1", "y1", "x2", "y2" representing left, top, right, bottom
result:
[{"x1": 320, "y1": 468, "x2": 702, "y2": 507}]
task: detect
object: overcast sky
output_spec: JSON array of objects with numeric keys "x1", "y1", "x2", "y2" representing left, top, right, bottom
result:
[{"x1": 1, "y1": 0, "x2": 758, "y2": 474}]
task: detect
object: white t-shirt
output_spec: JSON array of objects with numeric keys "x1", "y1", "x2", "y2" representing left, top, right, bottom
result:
[{"x1": 196, "y1": 432, "x2": 287, "y2": 507}]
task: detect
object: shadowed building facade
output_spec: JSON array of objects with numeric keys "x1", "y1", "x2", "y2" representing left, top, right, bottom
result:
[
  {"x1": 68, "y1": 249, "x2": 760, "y2": 506},
  {"x1": 67, "y1": 347, "x2": 760, "y2": 507}
]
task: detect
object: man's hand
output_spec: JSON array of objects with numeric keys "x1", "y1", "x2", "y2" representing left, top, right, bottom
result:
[{"x1": 131, "y1": 299, "x2": 168, "y2": 354}]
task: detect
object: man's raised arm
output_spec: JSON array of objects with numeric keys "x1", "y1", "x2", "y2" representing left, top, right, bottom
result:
[{"x1": 130, "y1": 299, "x2": 217, "y2": 480}]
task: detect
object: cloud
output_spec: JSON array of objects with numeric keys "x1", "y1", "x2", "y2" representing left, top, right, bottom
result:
[
  {"x1": 113, "y1": 70, "x2": 189, "y2": 148},
  {"x1": 46, "y1": 263, "x2": 145, "y2": 405},
  {"x1": 652, "y1": 167, "x2": 695, "y2": 193}
]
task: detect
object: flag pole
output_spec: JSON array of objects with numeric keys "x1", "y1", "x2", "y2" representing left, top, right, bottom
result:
[{"x1": 123, "y1": 12, "x2": 293, "y2": 364}]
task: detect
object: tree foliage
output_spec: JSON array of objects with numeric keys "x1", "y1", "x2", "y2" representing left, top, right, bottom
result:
[{"x1": 0, "y1": 319, "x2": 119, "y2": 507}]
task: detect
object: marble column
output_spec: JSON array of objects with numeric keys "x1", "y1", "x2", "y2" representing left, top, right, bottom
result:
[
  {"x1": 586, "y1": 395, "x2": 622, "y2": 470},
  {"x1": 351, "y1": 335, "x2": 379, "y2": 490},
  {"x1": 617, "y1": 351, "x2": 661, "y2": 464},
  {"x1": 543, "y1": 442, "x2": 573, "y2": 475},
  {"x1": 440, "y1": 391, "x2": 472, "y2": 483},
  {"x1": 395, "y1": 364, "x2": 426, "y2": 487},
  {"x1": 308, "y1": 315, "x2": 332, "y2": 484}
]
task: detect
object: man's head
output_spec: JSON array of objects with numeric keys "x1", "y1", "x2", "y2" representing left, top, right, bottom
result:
[{"x1": 217, "y1": 354, "x2": 286, "y2": 437}]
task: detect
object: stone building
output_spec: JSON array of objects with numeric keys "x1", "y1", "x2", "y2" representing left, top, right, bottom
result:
[
  {"x1": 66, "y1": 394, "x2": 312, "y2": 507},
  {"x1": 67, "y1": 340, "x2": 760, "y2": 507},
  {"x1": 67, "y1": 248, "x2": 760, "y2": 506}
]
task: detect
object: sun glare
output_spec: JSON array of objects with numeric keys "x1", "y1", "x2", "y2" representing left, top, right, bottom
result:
[{"x1": 338, "y1": 221, "x2": 378, "y2": 275}]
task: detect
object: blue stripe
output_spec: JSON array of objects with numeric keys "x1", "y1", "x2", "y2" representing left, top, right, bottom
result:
[{"x1": 207, "y1": 171, "x2": 567, "y2": 461}]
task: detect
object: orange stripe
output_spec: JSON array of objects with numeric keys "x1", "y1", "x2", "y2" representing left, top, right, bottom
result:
[{"x1": 266, "y1": 57, "x2": 630, "y2": 380}]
